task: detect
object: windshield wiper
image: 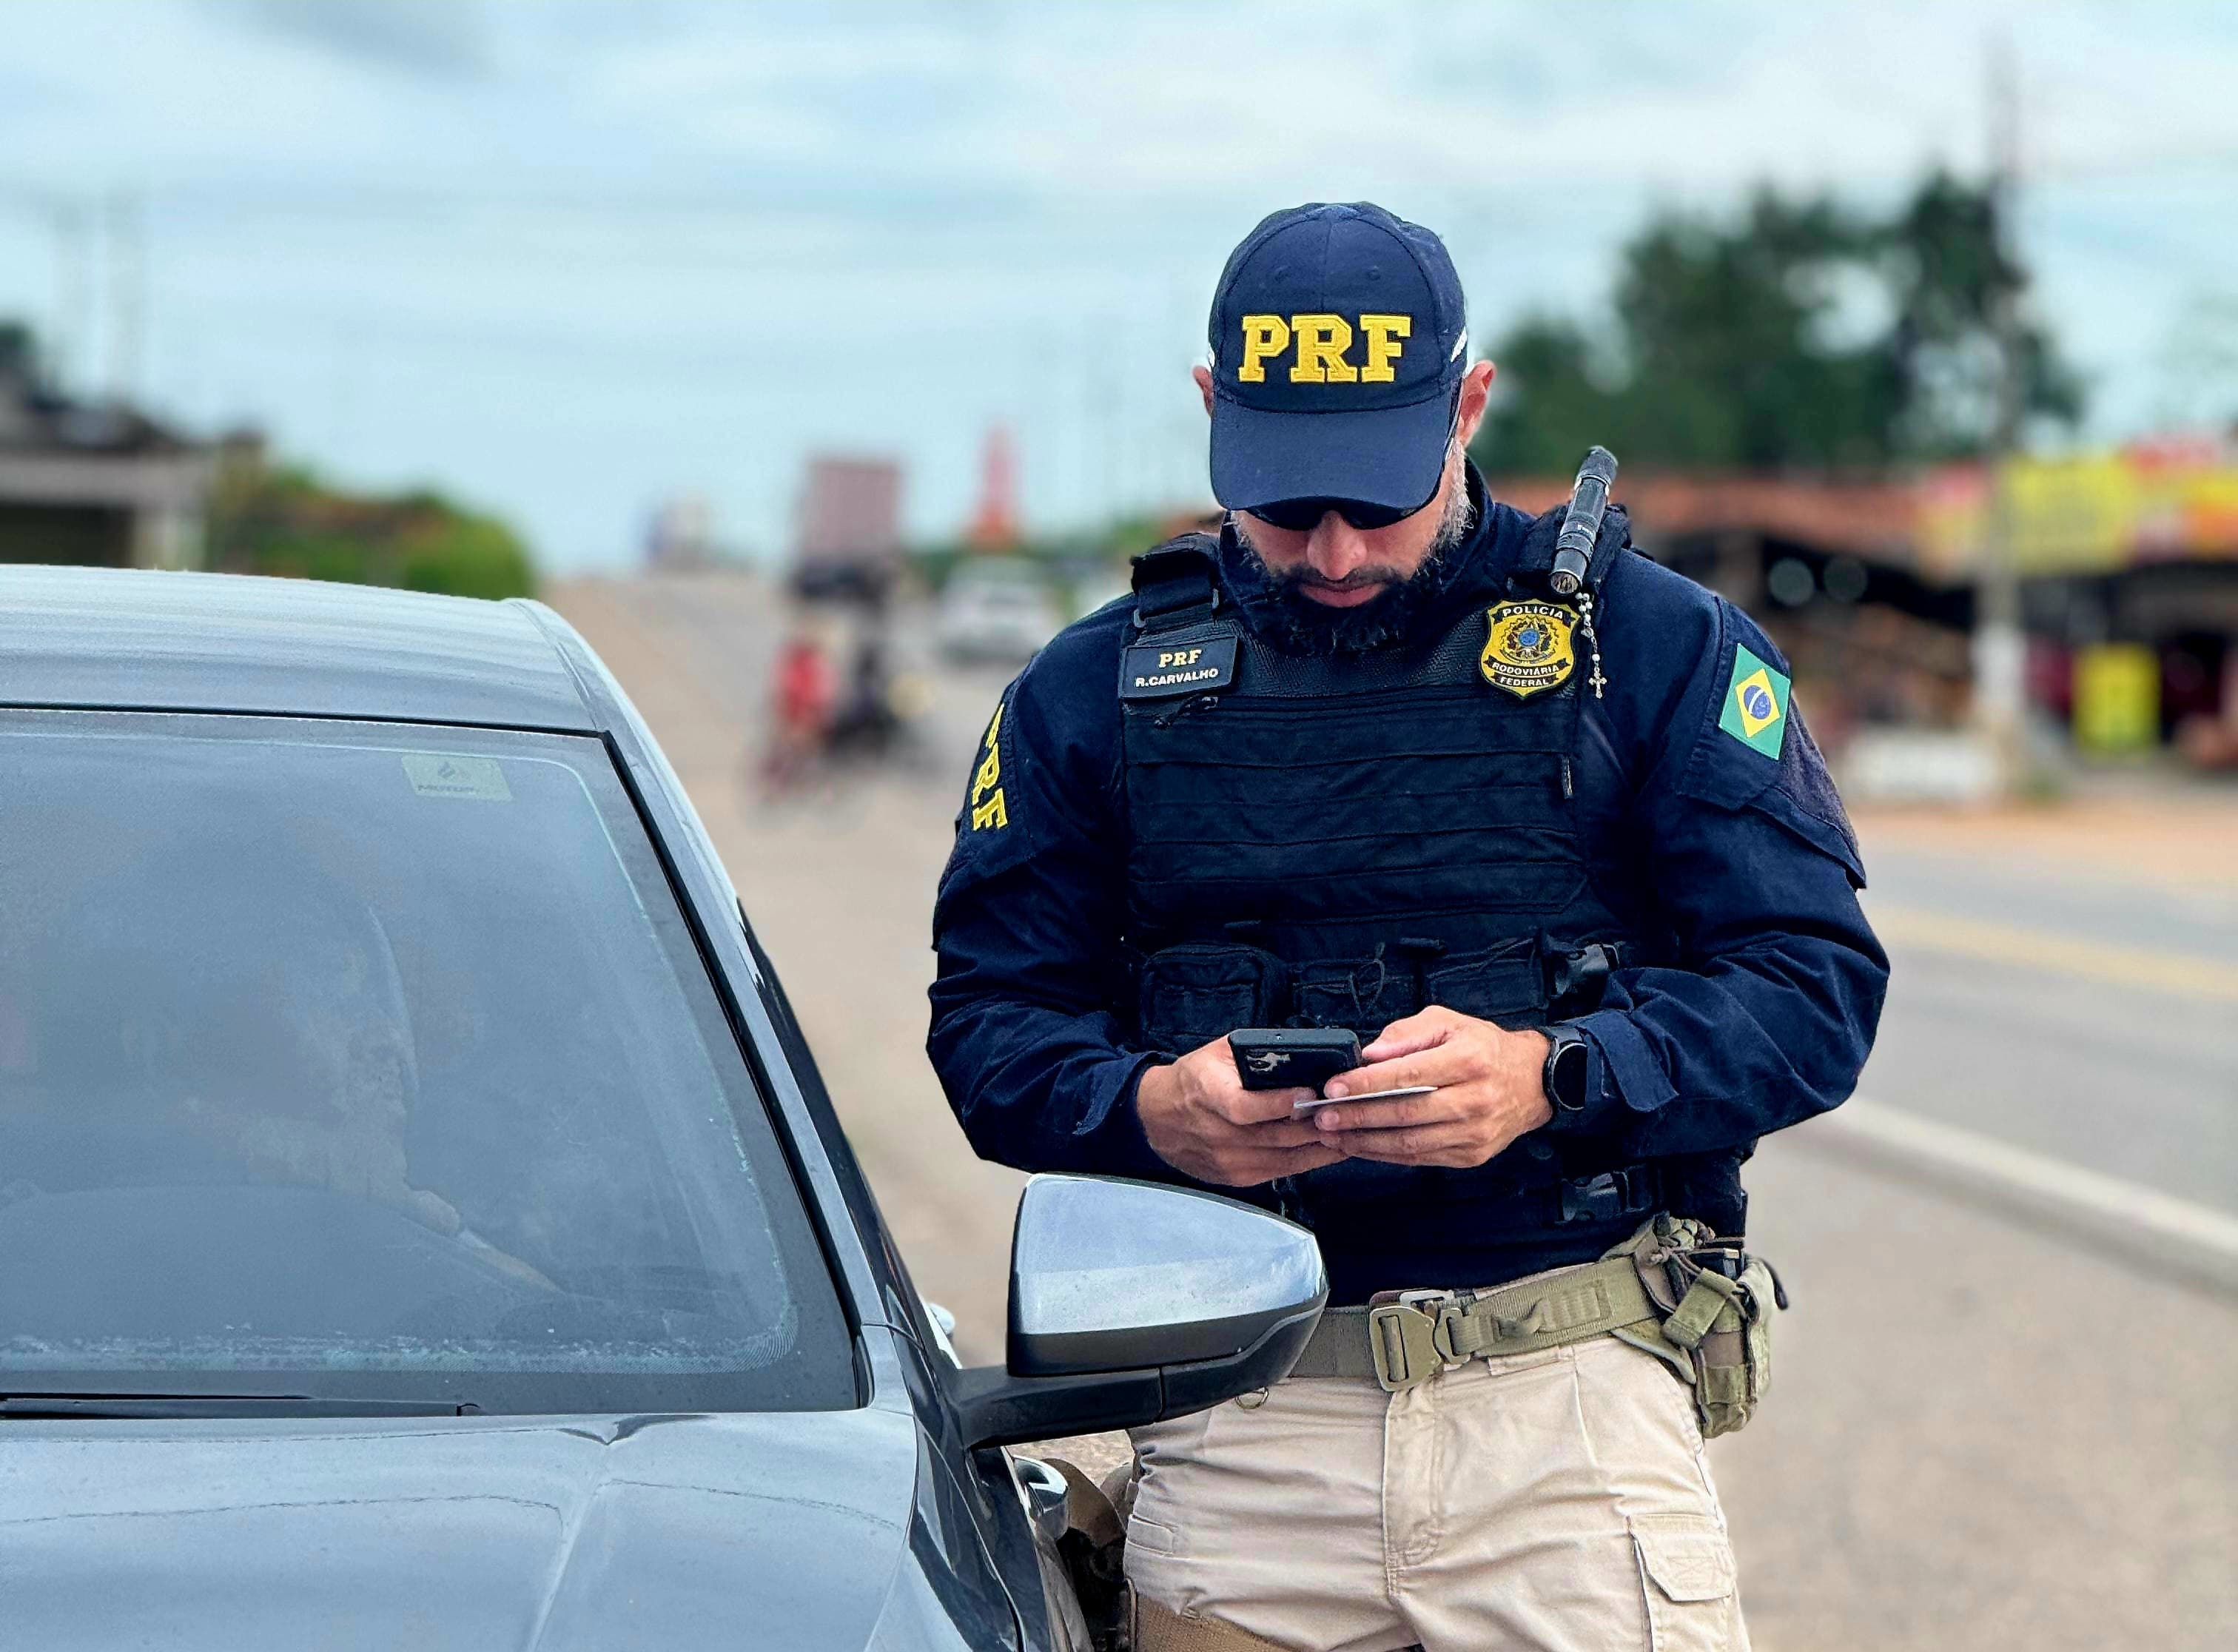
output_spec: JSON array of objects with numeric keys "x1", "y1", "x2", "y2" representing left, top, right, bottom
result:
[{"x1": 1, "y1": 1393, "x2": 480, "y2": 1419}]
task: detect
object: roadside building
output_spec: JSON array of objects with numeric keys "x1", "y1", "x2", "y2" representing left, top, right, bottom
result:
[
  {"x1": 1492, "y1": 441, "x2": 2238, "y2": 770},
  {"x1": 1918, "y1": 440, "x2": 2238, "y2": 765},
  {"x1": 0, "y1": 329, "x2": 212, "y2": 568},
  {"x1": 1491, "y1": 470, "x2": 1975, "y2": 760}
]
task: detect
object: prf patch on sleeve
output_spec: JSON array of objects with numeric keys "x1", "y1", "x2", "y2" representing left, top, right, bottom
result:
[
  {"x1": 967, "y1": 702, "x2": 1008, "y2": 831},
  {"x1": 1719, "y1": 645, "x2": 1792, "y2": 759}
]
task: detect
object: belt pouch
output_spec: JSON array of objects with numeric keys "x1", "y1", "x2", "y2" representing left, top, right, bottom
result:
[{"x1": 1614, "y1": 1215, "x2": 1785, "y2": 1438}]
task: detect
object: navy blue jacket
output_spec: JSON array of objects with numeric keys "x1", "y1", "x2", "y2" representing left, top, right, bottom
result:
[{"x1": 928, "y1": 488, "x2": 1887, "y2": 1294}]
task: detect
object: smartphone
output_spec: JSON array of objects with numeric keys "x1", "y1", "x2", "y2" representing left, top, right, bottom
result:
[{"x1": 1228, "y1": 1027, "x2": 1360, "y2": 1092}]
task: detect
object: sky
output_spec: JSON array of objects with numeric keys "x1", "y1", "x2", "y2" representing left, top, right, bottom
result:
[{"x1": 1, "y1": 0, "x2": 2234, "y2": 571}]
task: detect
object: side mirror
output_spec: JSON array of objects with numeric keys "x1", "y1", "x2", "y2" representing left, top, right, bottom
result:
[{"x1": 948, "y1": 1175, "x2": 1327, "y2": 1450}]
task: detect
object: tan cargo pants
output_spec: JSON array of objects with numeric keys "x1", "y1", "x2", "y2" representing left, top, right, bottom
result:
[{"x1": 1124, "y1": 1332, "x2": 1749, "y2": 1652}]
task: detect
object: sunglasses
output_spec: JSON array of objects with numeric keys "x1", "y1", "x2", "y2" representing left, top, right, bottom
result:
[{"x1": 1244, "y1": 495, "x2": 1427, "y2": 533}]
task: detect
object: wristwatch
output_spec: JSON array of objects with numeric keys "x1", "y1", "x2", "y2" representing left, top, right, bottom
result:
[{"x1": 1542, "y1": 1024, "x2": 1592, "y2": 1123}]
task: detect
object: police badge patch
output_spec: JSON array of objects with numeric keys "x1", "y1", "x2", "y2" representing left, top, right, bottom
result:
[{"x1": 1479, "y1": 600, "x2": 1577, "y2": 698}]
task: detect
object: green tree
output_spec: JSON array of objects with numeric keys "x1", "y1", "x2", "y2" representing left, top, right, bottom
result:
[
  {"x1": 396, "y1": 494, "x2": 538, "y2": 600},
  {"x1": 0, "y1": 320, "x2": 43, "y2": 387},
  {"x1": 207, "y1": 454, "x2": 536, "y2": 599},
  {"x1": 1472, "y1": 170, "x2": 2083, "y2": 476}
]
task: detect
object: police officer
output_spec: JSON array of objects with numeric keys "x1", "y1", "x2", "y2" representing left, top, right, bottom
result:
[{"x1": 930, "y1": 202, "x2": 1887, "y2": 1652}]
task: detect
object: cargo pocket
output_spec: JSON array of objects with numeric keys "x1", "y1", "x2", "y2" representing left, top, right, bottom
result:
[
  {"x1": 1135, "y1": 943, "x2": 1286, "y2": 1053},
  {"x1": 1123, "y1": 1510, "x2": 1180, "y2": 1558},
  {"x1": 1630, "y1": 1514, "x2": 1744, "y2": 1651}
]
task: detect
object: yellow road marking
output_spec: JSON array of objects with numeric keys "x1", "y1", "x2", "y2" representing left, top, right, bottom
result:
[{"x1": 1869, "y1": 903, "x2": 2238, "y2": 1006}]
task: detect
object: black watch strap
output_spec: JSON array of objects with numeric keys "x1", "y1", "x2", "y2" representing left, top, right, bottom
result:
[{"x1": 1542, "y1": 1024, "x2": 1592, "y2": 1119}]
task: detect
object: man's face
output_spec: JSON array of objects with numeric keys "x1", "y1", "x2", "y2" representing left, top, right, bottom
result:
[
  {"x1": 1233, "y1": 443, "x2": 1467, "y2": 608},
  {"x1": 1194, "y1": 359, "x2": 1496, "y2": 611}
]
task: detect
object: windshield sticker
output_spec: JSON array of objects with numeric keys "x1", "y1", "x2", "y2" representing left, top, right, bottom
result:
[{"x1": 402, "y1": 753, "x2": 513, "y2": 802}]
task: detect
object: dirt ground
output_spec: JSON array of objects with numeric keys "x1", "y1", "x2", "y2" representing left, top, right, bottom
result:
[{"x1": 1853, "y1": 789, "x2": 2238, "y2": 893}]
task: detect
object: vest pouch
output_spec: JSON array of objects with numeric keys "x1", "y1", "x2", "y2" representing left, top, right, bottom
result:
[
  {"x1": 1423, "y1": 937, "x2": 1547, "y2": 1027},
  {"x1": 1291, "y1": 952, "x2": 1415, "y2": 1039},
  {"x1": 1135, "y1": 942, "x2": 1287, "y2": 1055}
]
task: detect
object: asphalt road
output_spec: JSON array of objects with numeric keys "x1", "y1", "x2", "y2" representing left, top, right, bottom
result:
[
  {"x1": 1857, "y1": 851, "x2": 2237, "y2": 1214},
  {"x1": 556, "y1": 573, "x2": 2237, "y2": 1651}
]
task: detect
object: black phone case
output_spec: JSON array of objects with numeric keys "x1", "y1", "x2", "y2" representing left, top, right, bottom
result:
[{"x1": 1228, "y1": 1027, "x2": 1362, "y2": 1091}]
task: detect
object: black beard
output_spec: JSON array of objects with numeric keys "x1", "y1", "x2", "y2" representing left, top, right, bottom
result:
[{"x1": 1234, "y1": 540, "x2": 1452, "y2": 657}]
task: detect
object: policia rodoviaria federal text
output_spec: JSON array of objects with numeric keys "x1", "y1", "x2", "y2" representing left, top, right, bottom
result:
[{"x1": 930, "y1": 202, "x2": 1887, "y2": 1652}]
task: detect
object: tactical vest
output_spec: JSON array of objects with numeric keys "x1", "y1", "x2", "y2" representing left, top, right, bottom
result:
[{"x1": 1118, "y1": 526, "x2": 1733, "y2": 1252}]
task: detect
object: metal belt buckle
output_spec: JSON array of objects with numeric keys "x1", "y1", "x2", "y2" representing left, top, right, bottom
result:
[{"x1": 1368, "y1": 1289, "x2": 1462, "y2": 1394}]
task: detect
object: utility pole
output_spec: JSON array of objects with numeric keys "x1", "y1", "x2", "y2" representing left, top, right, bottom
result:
[
  {"x1": 1975, "y1": 33, "x2": 2029, "y2": 795},
  {"x1": 50, "y1": 198, "x2": 93, "y2": 394},
  {"x1": 107, "y1": 189, "x2": 145, "y2": 406}
]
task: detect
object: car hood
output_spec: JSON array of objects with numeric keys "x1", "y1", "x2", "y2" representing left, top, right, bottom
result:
[{"x1": 0, "y1": 1406, "x2": 996, "y2": 1651}]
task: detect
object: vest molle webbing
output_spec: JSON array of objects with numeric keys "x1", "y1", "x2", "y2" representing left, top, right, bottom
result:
[{"x1": 1115, "y1": 533, "x2": 1689, "y2": 1239}]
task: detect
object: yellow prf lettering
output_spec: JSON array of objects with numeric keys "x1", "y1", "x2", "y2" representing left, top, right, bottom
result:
[
  {"x1": 969, "y1": 704, "x2": 1004, "y2": 816},
  {"x1": 1237, "y1": 315, "x2": 1290, "y2": 383},
  {"x1": 1157, "y1": 648, "x2": 1203, "y2": 668},
  {"x1": 1358, "y1": 314, "x2": 1411, "y2": 382},
  {"x1": 1288, "y1": 314, "x2": 1357, "y2": 383},
  {"x1": 970, "y1": 790, "x2": 1008, "y2": 831}
]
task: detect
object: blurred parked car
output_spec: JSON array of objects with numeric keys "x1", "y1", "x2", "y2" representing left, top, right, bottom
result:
[
  {"x1": 937, "y1": 564, "x2": 1066, "y2": 663},
  {"x1": 1068, "y1": 574, "x2": 1132, "y2": 621}
]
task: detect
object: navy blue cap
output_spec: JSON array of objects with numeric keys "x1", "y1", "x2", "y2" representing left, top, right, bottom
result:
[{"x1": 1207, "y1": 202, "x2": 1468, "y2": 515}]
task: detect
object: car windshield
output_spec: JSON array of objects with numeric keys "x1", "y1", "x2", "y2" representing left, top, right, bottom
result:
[{"x1": 0, "y1": 712, "x2": 853, "y2": 1414}]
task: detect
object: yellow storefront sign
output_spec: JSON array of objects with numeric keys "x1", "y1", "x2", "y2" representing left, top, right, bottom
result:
[
  {"x1": 1915, "y1": 452, "x2": 2238, "y2": 578},
  {"x1": 2072, "y1": 645, "x2": 2159, "y2": 755},
  {"x1": 2004, "y1": 457, "x2": 2141, "y2": 574}
]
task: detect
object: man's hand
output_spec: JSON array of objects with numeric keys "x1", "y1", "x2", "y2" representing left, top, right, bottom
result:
[
  {"x1": 1308, "y1": 1007, "x2": 1553, "y2": 1169},
  {"x1": 1136, "y1": 1035, "x2": 1348, "y2": 1187}
]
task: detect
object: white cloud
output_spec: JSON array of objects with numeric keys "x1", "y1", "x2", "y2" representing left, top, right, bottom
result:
[{"x1": 204, "y1": 0, "x2": 493, "y2": 78}]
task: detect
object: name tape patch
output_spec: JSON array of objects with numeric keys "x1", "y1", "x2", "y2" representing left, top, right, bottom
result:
[{"x1": 1121, "y1": 635, "x2": 1238, "y2": 700}]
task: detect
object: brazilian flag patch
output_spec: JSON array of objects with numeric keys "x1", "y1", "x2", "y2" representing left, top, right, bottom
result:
[{"x1": 1719, "y1": 645, "x2": 1791, "y2": 759}]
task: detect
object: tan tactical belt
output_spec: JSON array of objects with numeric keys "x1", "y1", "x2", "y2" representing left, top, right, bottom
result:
[
  {"x1": 1285, "y1": 1218, "x2": 1784, "y2": 1439},
  {"x1": 1288, "y1": 1255, "x2": 1668, "y2": 1394},
  {"x1": 1133, "y1": 1595, "x2": 1291, "y2": 1652}
]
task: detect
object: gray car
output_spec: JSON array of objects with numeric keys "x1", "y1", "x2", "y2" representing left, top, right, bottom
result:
[{"x1": 0, "y1": 565, "x2": 1325, "y2": 1651}]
